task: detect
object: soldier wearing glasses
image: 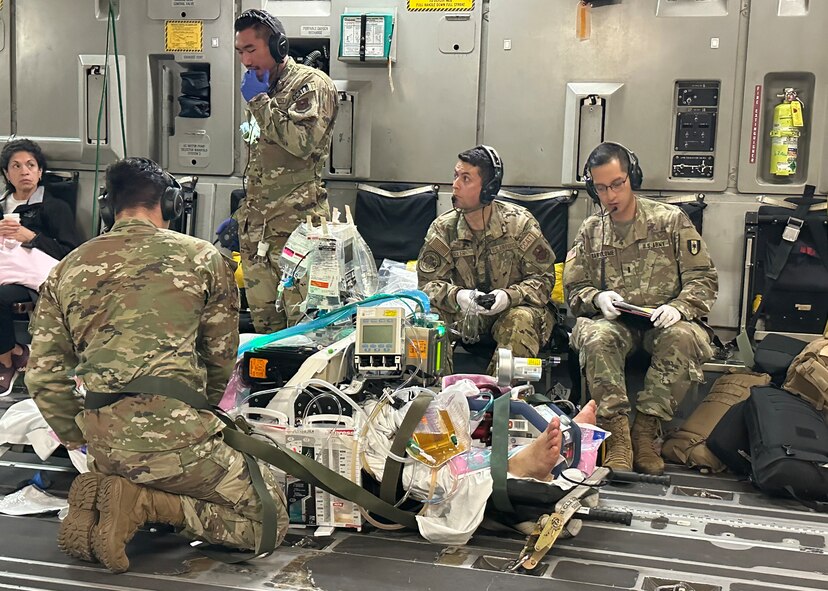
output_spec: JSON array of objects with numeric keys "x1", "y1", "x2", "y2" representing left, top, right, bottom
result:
[{"x1": 563, "y1": 142, "x2": 718, "y2": 475}]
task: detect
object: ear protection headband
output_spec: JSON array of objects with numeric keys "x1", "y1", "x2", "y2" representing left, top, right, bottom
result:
[
  {"x1": 582, "y1": 142, "x2": 643, "y2": 204},
  {"x1": 237, "y1": 9, "x2": 289, "y2": 62},
  {"x1": 99, "y1": 171, "x2": 183, "y2": 228},
  {"x1": 477, "y1": 144, "x2": 504, "y2": 205}
]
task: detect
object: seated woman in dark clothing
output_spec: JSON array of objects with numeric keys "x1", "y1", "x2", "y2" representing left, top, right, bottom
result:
[{"x1": 0, "y1": 138, "x2": 80, "y2": 394}]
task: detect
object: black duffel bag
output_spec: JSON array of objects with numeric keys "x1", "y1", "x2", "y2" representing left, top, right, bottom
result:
[{"x1": 745, "y1": 385, "x2": 828, "y2": 508}]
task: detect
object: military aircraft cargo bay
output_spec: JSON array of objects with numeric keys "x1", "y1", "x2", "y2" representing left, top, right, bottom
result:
[{"x1": 1, "y1": 1, "x2": 828, "y2": 590}]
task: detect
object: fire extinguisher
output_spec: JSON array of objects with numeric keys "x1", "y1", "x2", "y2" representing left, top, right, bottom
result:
[{"x1": 769, "y1": 88, "x2": 804, "y2": 176}]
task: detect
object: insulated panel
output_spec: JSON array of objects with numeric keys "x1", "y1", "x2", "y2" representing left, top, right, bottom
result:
[
  {"x1": 482, "y1": 0, "x2": 741, "y2": 191},
  {"x1": 270, "y1": 0, "x2": 482, "y2": 184},
  {"x1": 737, "y1": 1, "x2": 828, "y2": 194},
  {"x1": 13, "y1": 0, "x2": 237, "y2": 175},
  {"x1": 0, "y1": 1, "x2": 9, "y2": 141}
]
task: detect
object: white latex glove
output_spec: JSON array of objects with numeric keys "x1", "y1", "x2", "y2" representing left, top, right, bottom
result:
[
  {"x1": 479, "y1": 289, "x2": 510, "y2": 316},
  {"x1": 456, "y1": 289, "x2": 481, "y2": 314},
  {"x1": 594, "y1": 290, "x2": 624, "y2": 320},
  {"x1": 651, "y1": 304, "x2": 682, "y2": 328}
]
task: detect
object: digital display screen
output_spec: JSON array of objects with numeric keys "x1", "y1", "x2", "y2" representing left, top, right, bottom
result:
[{"x1": 361, "y1": 324, "x2": 394, "y2": 345}]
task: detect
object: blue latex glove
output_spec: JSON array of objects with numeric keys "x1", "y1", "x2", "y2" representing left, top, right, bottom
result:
[
  {"x1": 216, "y1": 218, "x2": 240, "y2": 252},
  {"x1": 241, "y1": 69, "x2": 270, "y2": 102}
]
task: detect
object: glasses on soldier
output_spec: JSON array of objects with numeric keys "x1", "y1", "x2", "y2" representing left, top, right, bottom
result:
[{"x1": 594, "y1": 174, "x2": 628, "y2": 194}]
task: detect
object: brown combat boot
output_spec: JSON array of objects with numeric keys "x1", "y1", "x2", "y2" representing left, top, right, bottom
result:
[
  {"x1": 597, "y1": 415, "x2": 633, "y2": 472},
  {"x1": 58, "y1": 472, "x2": 105, "y2": 562},
  {"x1": 632, "y1": 413, "x2": 665, "y2": 475},
  {"x1": 92, "y1": 476, "x2": 186, "y2": 574}
]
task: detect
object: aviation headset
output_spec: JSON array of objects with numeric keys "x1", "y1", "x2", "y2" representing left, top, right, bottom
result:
[
  {"x1": 98, "y1": 168, "x2": 183, "y2": 228},
  {"x1": 477, "y1": 144, "x2": 504, "y2": 204},
  {"x1": 236, "y1": 9, "x2": 289, "y2": 62},
  {"x1": 582, "y1": 142, "x2": 643, "y2": 204}
]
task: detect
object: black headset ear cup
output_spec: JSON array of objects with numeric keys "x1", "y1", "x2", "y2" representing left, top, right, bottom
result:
[
  {"x1": 583, "y1": 164, "x2": 599, "y2": 204},
  {"x1": 269, "y1": 32, "x2": 289, "y2": 61},
  {"x1": 98, "y1": 192, "x2": 115, "y2": 228},
  {"x1": 161, "y1": 181, "x2": 184, "y2": 222},
  {"x1": 627, "y1": 150, "x2": 643, "y2": 190},
  {"x1": 478, "y1": 144, "x2": 503, "y2": 204}
]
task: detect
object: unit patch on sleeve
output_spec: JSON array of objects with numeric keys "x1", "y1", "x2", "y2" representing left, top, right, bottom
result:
[
  {"x1": 417, "y1": 251, "x2": 441, "y2": 273},
  {"x1": 533, "y1": 244, "x2": 550, "y2": 263},
  {"x1": 687, "y1": 239, "x2": 700, "y2": 256}
]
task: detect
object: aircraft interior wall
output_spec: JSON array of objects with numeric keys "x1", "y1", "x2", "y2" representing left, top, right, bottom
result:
[{"x1": 0, "y1": 0, "x2": 826, "y2": 332}]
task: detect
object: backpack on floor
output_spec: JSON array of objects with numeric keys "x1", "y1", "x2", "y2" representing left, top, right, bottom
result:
[
  {"x1": 662, "y1": 372, "x2": 770, "y2": 472},
  {"x1": 745, "y1": 385, "x2": 828, "y2": 507},
  {"x1": 782, "y1": 338, "x2": 828, "y2": 414}
]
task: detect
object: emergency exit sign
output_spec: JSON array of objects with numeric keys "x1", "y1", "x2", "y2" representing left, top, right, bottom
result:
[{"x1": 407, "y1": 0, "x2": 474, "y2": 11}]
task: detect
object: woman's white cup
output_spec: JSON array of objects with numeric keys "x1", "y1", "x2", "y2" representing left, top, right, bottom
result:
[{"x1": 1, "y1": 213, "x2": 21, "y2": 250}]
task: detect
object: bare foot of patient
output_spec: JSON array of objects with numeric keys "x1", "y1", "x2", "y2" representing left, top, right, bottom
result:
[
  {"x1": 508, "y1": 418, "x2": 561, "y2": 481},
  {"x1": 507, "y1": 401, "x2": 598, "y2": 481},
  {"x1": 574, "y1": 400, "x2": 597, "y2": 426}
]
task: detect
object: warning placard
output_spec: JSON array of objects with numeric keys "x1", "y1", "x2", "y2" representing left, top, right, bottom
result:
[
  {"x1": 165, "y1": 20, "x2": 203, "y2": 53},
  {"x1": 248, "y1": 357, "x2": 268, "y2": 379},
  {"x1": 407, "y1": 0, "x2": 474, "y2": 11}
]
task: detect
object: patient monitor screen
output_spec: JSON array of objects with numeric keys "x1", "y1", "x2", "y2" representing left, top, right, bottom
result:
[{"x1": 361, "y1": 324, "x2": 394, "y2": 345}]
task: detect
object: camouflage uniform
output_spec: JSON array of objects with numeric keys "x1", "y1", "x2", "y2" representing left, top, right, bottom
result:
[
  {"x1": 563, "y1": 197, "x2": 718, "y2": 421},
  {"x1": 25, "y1": 218, "x2": 288, "y2": 551},
  {"x1": 417, "y1": 201, "x2": 556, "y2": 366},
  {"x1": 240, "y1": 57, "x2": 339, "y2": 332}
]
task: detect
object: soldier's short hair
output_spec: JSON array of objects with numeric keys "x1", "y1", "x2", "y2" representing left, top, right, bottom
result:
[
  {"x1": 234, "y1": 11, "x2": 285, "y2": 43},
  {"x1": 585, "y1": 142, "x2": 632, "y2": 175},
  {"x1": 1, "y1": 138, "x2": 48, "y2": 193},
  {"x1": 457, "y1": 146, "x2": 495, "y2": 188},
  {"x1": 105, "y1": 157, "x2": 170, "y2": 214}
]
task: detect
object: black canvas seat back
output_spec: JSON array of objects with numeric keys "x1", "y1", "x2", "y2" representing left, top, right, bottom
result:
[
  {"x1": 497, "y1": 189, "x2": 576, "y2": 263},
  {"x1": 354, "y1": 183, "x2": 438, "y2": 264},
  {"x1": 745, "y1": 386, "x2": 828, "y2": 504},
  {"x1": 752, "y1": 334, "x2": 808, "y2": 385},
  {"x1": 42, "y1": 171, "x2": 79, "y2": 215},
  {"x1": 651, "y1": 194, "x2": 706, "y2": 235}
]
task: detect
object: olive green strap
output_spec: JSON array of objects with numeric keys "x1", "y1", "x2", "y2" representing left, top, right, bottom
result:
[
  {"x1": 380, "y1": 393, "x2": 433, "y2": 505},
  {"x1": 490, "y1": 393, "x2": 515, "y2": 513}
]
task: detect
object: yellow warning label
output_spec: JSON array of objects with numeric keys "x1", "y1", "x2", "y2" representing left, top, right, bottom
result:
[
  {"x1": 407, "y1": 340, "x2": 428, "y2": 360},
  {"x1": 248, "y1": 357, "x2": 268, "y2": 379},
  {"x1": 165, "y1": 20, "x2": 203, "y2": 52},
  {"x1": 407, "y1": 0, "x2": 474, "y2": 12},
  {"x1": 791, "y1": 100, "x2": 804, "y2": 127},
  {"x1": 384, "y1": 309, "x2": 398, "y2": 317},
  {"x1": 527, "y1": 358, "x2": 542, "y2": 366}
]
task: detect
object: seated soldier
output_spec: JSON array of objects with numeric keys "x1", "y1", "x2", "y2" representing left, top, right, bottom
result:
[
  {"x1": 563, "y1": 142, "x2": 717, "y2": 475},
  {"x1": 25, "y1": 157, "x2": 288, "y2": 574},
  {"x1": 417, "y1": 146, "x2": 556, "y2": 372}
]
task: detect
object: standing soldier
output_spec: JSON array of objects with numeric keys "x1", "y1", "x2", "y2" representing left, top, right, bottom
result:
[
  {"x1": 417, "y1": 145, "x2": 556, "y2": 372},
  {"x1": 234, "y1": 9, "x2": 339, "y2": 332},
  {"x1": 564, "y1": 142, "x2": 718, "y2": 475}
]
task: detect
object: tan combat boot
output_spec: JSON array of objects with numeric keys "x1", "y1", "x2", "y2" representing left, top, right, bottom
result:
[
  {"x1": 92, "y1": 476, "x2": 186, "y2": 574},
  {"x1": 632, "y1": 413, "x2": 665, "y2": 475},
  {"x1": 58, "y1": 472, "x2": 105, "y2": 562},
  {"x1": 597, "y1": 415, "x2": 633, "y2": 472}
]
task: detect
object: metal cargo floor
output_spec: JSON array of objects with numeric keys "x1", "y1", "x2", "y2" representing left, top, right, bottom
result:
[{"x1": 0, "y1": 467, "x2": 825, "y2": 591}]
